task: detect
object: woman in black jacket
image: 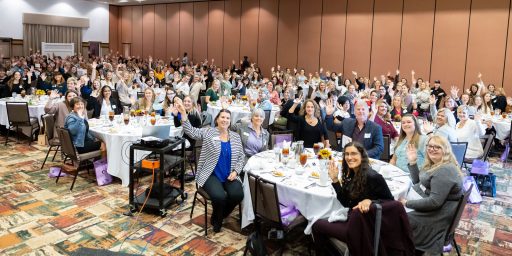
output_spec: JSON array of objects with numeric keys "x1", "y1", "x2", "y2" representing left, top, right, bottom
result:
[
  {"x1": 89, "y1": 85, "x2": 122, "y2": 118},
  {"x1": 312, "y1": 142, "x2": 393, "y2": 255}
]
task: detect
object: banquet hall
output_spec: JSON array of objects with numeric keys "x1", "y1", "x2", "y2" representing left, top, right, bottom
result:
[{"x1": 1, "y1": 0, "x2": 512, "y2": 255}]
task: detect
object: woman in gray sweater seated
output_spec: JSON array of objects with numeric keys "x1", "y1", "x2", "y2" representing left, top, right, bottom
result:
[
  {"x1": 400, "y1": 135, "x2": 463, "y2": 255},
  {"x1": 231, "y1": 108, "x2": 270, "y2": 158}
]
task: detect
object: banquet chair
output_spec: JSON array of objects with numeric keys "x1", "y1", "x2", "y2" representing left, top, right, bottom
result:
[
  {"x1": 440, "y1": 184, "x2": 473, "y2": 256},
  {"x1": 56, "y1": 128, "x2": 101, "y2": 190},
  {"x1": 463, "y1": 134, "x2": 494, "y2": 168},
  {"x1": 245, "y1": 173, "x2": 307, "y2": 256},
  {"x1": 262, "y1": 110, "x2": 271, "y2": 130},
  {"x1": 270, "y1": 131, "x2": 293, "y2": 149},
  {"x1": 200, "y1": 96, "x2": 207, "y2": 111},
  {"x1": 40, "y1": 114, "x2": 61, "y2": 169},
  {"x1": 326, "y1": 130, "x2": 339, "y2": 149},
  {"x1": 137, "y1": 92, "x2": 145, "y2": 99},
  {"x1": 189, "y1": 182, "x2": 242, "y2": 236},
  {"x1": 4, "y1": 102, "x2": 40, "y2": 145},
  {"x1": 450, "y1": 142, "x2": 468, "y2": 168},
  {"x1": 379, "y1": 135, "x2": 391, "y2": 162}
]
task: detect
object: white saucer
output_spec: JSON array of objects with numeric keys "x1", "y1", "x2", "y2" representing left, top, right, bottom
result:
[{"x1": 316, "y1": 180, "x2": 330, "y2": 187}]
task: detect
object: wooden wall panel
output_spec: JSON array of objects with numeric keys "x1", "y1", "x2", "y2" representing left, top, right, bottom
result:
[
  {"x1": 465, "y1": 0, "x2": 510, "y2": 89},
  {"x1": 154, "y1": 4, "x2": 167, "y2": 60},
  {"x1": 370, "y1": 0, "x2": 403, "y2": 78},
  {"x1": 223, "y1": 0, "x2": 242, "y2": 68},
  {"x1": 179, "y1": 3, "x2": 194, "y2": 59},
  {"x1": 166, "y1": 4, "x2": 180, "y2": 61},
  {"x1": 430, "y1": 0, "x2": 470, "y2": 89},
  {"x1": 504, "y1": 2, "x2": 512, "y2": 96},
  {"x1": 276, "y1": 0, "x2": 300, "y2": 69},
  {"x1": 208, "y1": 1, "x2": 225, "y2": 68},
  {"x1": 121, "y1": 6, "x2": 132, "y2": 44},
  {"x1": 320, "y1": 0, "x2": 346, "y2": 74},
  {"x1": 109, "y1": 6, "x2": 119, "y2": 52},
  {"x1": 399, "y1": 0, "x2": 435, "y2": 82},
  {"x1": 142, "y1": 5, "x2": 155, "y2": 58},
  {"x1": 193, "y1": 2, "x2": 208, "y2": 63},
  {"x1": 344, "y1": 0, "x2": 374, "y2": 77},
  {"x1": 257, "y1": 0, "x2": 279, "y2": 74},
  {"x1": 297, "y1": 0, "x2": 322, "y2": 73},
  {"x1": 240, "y1": 0, "x2": 260, "y2": 64},
  {"x1": 132, "y1": 5, "x2": 143, "y2": 57}
]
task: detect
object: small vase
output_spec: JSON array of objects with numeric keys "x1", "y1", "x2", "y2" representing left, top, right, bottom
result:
[{"x1": 319, "y1": 159, "x2": 329, "y2": 186}]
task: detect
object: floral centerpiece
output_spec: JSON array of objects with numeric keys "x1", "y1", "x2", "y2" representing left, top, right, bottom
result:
[
  {"x1": 241, "y1": 95, "x2": 248, "y2": 101},
  {"x1": 393, "y1": 114, "x2": 402, "y2": 122},
  {"x1": 135, "y1": 109, "x2": 142, "y2": 116},
  {"x1": 317, "y1": 148, "x2": 332, "y2": 160},
  {"x1": 35, "y1": 89, "x2": 46, "y2": 96}
]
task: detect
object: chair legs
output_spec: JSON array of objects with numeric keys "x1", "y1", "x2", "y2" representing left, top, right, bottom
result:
[
  {"x1": 189, "y1": 190, "x2": 209, "y2": 236},
  {"x1": 190, "y1": 191, "x2": 198, "y2": 218},
  {"x1": 453, "y1": 238, "x2": 461, "y2": 256},
  {"x1": 41, "y1": 148, "x2": 52, "y2": 169},
  {"x1": 52, "y1": 146, "x2": 60, "y2": 161}
]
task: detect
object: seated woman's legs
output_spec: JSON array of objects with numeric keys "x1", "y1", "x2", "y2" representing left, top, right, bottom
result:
[
  {"x1": 312, "y1": 219, "x2": 350, "y2": 256},
  {"x1": 76, "y1": 138, "x2": 101, "y2": 154},
  {"x1": 202, "y1": 175, "x2": 243, "y2": 231}
]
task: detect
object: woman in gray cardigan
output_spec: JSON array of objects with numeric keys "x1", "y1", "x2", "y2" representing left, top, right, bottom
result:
[
  {"x1": 231, "y1": 108, "x2": 270, "y2": 159},
  {"x1": 401, "y1": 135, "x2": 464, "y2": 254},
  {"x1": 178, "y1": 102, "x2": 245, "y2": 233}
]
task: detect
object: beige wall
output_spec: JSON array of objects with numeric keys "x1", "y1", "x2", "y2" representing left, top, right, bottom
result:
[{"x1": 109, "y1": 0, "x2": 512, "y2": 94}]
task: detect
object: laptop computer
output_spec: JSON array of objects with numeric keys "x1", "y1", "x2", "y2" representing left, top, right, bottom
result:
[{"x1": 141, "y1": 124, "x2": 171, "y2": 140}]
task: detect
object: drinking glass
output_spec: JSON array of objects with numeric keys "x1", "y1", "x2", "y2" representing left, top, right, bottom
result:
[
  {"x1": 150, "y1": 117, "x2": 156, "y2": 125},
  {"x1": 123, "y1": 114, "x2": 130, "y2": 126},
  {"x1": 108, "y1": 111, "x2": 115, "y2": 123},
  {"x1": 299, "y1": 153, "x2": 308, "y2": 167},
  {"x1": 313, "y1": 143, "x2": 320, "y2": 155}
]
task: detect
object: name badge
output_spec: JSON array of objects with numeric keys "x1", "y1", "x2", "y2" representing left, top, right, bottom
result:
[
  {"x1": 243, "y1": 132, "x2": 249, "y2": 137},
  {"x1": 364, "y1": 133, "x2": 371, "y2": 139},
  {"x1": 213, "y1": 136, "x2": 220, "y2": 141},
  {"x1": 112, "y1": 105, "x2": 116, "y2": 109}
]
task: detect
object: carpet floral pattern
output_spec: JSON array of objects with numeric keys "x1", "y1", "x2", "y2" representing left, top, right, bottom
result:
[{"x1": 0, "y1": 142, "x2": 511, "y2": 255}]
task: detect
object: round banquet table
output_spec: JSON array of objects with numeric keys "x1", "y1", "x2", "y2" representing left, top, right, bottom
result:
[
  {"x1": 487, "y1": 116, "x2": 511, "y2": 140},
  {"x1": 206, "y1": 102, "x2": 280, "y2": 125},
  {"x1": 89, "y1": 116, "x2": 186, "y2": 187},
  {"x1": 0, "y1": 97, "x2": 48, "y2": 128},
  {"x1": 241, "y1": 149, "x2": 411, "y2": 234}
]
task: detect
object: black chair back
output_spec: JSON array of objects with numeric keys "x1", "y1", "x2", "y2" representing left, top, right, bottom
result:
[
  {"x1": 444, "y1": 185, "x2": 472, "y2": 247},
  {"x1": 248, "y1": 173, "x2": 282, "y2": 226},
  {"x1": 57, "y1": 128, "x2": 78, "y2": 161},
  {"x1": 450, "y1": 142, "x2": 468, "y2": 168},
  {"x1": 262, "y1": 110, "x2": 271, "y2": 129},
  {"x1": 6, "y1": 102, "x2": 30, "y2": 125},
  {"x1": 481, "y1": 134, "x2": 495, "y2": 162},
  {"x1": 137, "y1": 92, "x2": 145, "y2": 99},
  {"x1": 327, "y1": 130, "x2": 339, "y2": 149},
  {"x1": 42, "y1": 114, "x2": 56, "y2": 141},
  {"x1": 379, "y1": 135, "x2": 390, "y2": 162}
]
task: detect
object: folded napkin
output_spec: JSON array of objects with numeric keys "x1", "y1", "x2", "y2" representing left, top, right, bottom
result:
[{"x1": 328, "y1": 207, "x2": 349, "y2": 222}]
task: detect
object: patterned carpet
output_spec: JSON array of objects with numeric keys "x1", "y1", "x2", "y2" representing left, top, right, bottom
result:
[{"x1": 0, "y1": 138, "x2": 511, "y2": 255}]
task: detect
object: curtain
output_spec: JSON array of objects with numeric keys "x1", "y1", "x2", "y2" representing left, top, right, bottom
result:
[{"x1": 23, "y1": 24, "x2": 82, "y2": 56}]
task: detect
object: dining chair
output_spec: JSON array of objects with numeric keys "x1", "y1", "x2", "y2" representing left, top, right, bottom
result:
[
  {"x1": 326, "y1": 130, "x2": 339, "y2": 149},
  {"x1": 270, "y1": 131, "x2": 293, "y2": 149},
  {"x1": 245, "y1": 173, "x2": 307, "y2": 256},
  {"x1": 40, "y1": 114, "x2": 61, "y2": 169},
  {"x1": 56, "y1": 128, "x2": 102, "y2": 190},
  {"x1": 262, "y1": 110, "x2": 271, "y2": 130},
  {"x1": 5, "y1": 102, "x2": 40, "y2": 145},
  {"x1": 450, "y1": 142, "x2": 468, "y2": 168},
  {"x1": 441, "y1": 184, "x2": 473, "y2": 256},
  {"x1": 463, "y1": 134, "x2": 494, "y2": 168},
  {"x1": 379, "y1": 134, "x2": 391, "y2": 162}
]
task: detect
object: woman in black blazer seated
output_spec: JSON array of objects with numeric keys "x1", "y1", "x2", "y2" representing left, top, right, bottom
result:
[
  {"x1": 312, "y1": 142, "x2": 393, "y2": 255},
  {"x1": 90, "y1": 85, "x2": 122, "y2": 118},
  {"x1": 177, "y1": 102, "x2": 245, "y2": 233}
]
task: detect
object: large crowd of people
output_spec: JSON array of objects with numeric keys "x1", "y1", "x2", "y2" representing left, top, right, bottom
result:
[{"x1": 1, "y1": 50, "x2": 509, "y2": 255}]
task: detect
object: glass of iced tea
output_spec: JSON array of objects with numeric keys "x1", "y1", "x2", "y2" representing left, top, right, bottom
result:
[
  {"x1": 108, "y1": 111, "x2": 115, "y2": 122},
  {"x1": 150, "y1": 111, "x2": 156, "y2": 117},
  {"x1": 123, "y1": 114, "x2": 130, "y2": 125},
  {"x1": 313, "y1": 143, "x2": 320, "y2": 155},
  {"x1": 282, "y1": 147, "x2": 290, "y2": 158},
  {"x1": 150, "y1": 117, "x2": 156, "y2": 125},
  {"x1": 299, "y1": 153, "x2": 308, "y2": 167}
]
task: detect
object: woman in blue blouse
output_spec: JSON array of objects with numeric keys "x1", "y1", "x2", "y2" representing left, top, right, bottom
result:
[
  {"x1": 178, "y1": 102, "x2": 245, "y2": 233},
  {"x1": 64, "y1": 97, "x2": 103, "y2": 154}
]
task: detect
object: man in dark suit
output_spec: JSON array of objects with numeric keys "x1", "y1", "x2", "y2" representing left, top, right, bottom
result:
[{"x1": 325, "y1": 99, "x2": 384, "y2": 158}]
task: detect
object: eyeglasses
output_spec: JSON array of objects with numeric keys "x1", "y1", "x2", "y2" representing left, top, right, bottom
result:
[{"x1": 426, "y1": 144, "x2": 442, "y2": 151}]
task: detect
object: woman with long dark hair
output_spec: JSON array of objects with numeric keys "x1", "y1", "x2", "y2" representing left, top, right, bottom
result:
[
  {"x1": 90, "y1": 85, "x2": 122, "y2": 118},
  {"x1": 312, "y1": 142, "x2": 393, "y2": 255}
]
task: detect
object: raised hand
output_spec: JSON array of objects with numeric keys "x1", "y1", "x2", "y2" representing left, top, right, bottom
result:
[
  {"x1": 450, "y1": 86, "x2": 459, "y2": 98},
  {"x1": 328, "y1": 160, "x2": 339, "y2": 182},
  {"x1": 325, "y1": 99, "x2": 335, "y2": 116},
  {"x1": 396, "y1": 69, "x2": 400, "y2": 74},
  {"x1": 478, "y1": 72, "x2": 482, "y2": 79},
  {"x1": 411, "y1": 70, "x2": 415, "y2": 76},
  {"x1": 406, "y1": 143, "x2": 418, "y2": 164},
  {"x1": 293, "y1": 94, "x2": 303, "y2": 104},
  {"x1": 423, "y1": 121, "x2": 434, "y2": 134},
  {"x1": 429, "y1": 94, "x2": 436, "y2": 105},
  {"x1": 352, "y1": 71, "x2": 357, "y2": 76}
]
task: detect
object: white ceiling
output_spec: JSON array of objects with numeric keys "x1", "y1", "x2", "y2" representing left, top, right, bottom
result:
[{"x1": 85, "y1": 0, "x2": 204, "y2": 6}]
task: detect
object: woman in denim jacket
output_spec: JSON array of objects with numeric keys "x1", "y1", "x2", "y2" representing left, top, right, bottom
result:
[{"x1": 64, "y1": 97, "x2": 102, "y2": 154}]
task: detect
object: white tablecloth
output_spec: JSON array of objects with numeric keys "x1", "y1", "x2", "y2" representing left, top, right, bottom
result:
[
  {"x1": 0, "y1": 98, "x2": 47, "y2": 128},
  {"x1": 241, "y1": 150, "x2": 411, "y2": 234},
  {"x1": 89, "y1": 116, "x2": 185, "y2": 187},
  {"x1": 207, "y1": 103, "x2": 280, "y2": 125},
  {"x1": 489, "y1": 116, "x2": 511, "y2": 140}
]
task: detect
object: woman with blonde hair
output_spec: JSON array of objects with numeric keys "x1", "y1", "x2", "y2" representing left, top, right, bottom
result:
[
  {"x1": 401, "y1": 135, "x2": 463, "y2": 255},
  {"x1": 132, "y1": 87, "x2": 158, "y2": 113}
]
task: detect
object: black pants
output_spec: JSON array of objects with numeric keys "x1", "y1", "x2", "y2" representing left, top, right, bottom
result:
[
  {"x1": 201, "y1": 174, "x2": 244, "y2": 225},
  {"x1": 76, "y1": 138, "x2": 101, "y2": 154}
]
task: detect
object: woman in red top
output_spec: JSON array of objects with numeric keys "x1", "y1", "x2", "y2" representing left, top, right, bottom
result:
[{"x1": 371, "y1": 99, "x2": 399, "y2": 141}]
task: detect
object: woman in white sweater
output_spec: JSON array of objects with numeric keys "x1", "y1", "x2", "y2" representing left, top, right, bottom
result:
[{"x1": 455, "y1": 105, "x2": 485, "y2": 159}]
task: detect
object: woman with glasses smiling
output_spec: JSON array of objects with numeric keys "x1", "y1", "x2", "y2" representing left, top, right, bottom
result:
[
  {"x1": 400, "y1": 135, "x2": 463, "y2": 255},
  {"x1": 455, "y1": 105, "x2": 485, "y2": 159}
]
